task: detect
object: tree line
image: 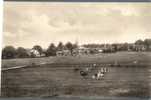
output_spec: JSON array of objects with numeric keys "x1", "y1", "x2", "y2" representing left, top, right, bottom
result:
[
  {"x1": 83, "y1": 39, "x2": 151, "y2": 51},
  {"x1": 2, "y1": 42, "x2": 77, "y2": 59},
  {"x1": 2, "y1": 39, "x2": 151, "y2": 59}
]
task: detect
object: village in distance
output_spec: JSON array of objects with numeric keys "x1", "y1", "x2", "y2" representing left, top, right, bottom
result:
[{"x1": 2, "y1": 38, "x2": 151, "y2": 59}]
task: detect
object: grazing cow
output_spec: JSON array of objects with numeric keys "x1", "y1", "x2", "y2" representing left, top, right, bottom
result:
[
  {"x1": 93, "y1": 64, "x2": 97, "y2": 68},
  {"x1": 92, "y1": 73, "x2": 98, "y2": 79},
  {"x1": 103, "y1": 67, "x2": 106, "y2": 72},
  {"x1": 103, "y1": 67, "x2": 108, "y2": 73},
  {"x1": 85, "y1": 67, "x2": 93, "y2": 72},
  {"x1": 93, "y1": 64, "x2": 96, "y2": 67},
  {"x1": 80, "y1": 71, "x2": 88, "y2": 78},
  {"x1": 101, "y1": 67, "x2": 108, "y2": 73},
  {"x1": 97, "y1": 71, "x2": 104, "y2": 80},
  {"x1": 92, "y1": 74, "x2": 96, "y2": 79},
  {"x1": 101, "y1": 68, "x2": 104, "y2": 73},
  {"x1": 90, "y1": 63, "x2": 97, "y2": 70},
  {"x1": 92, "y1": 71, "x2": 104, "y2": 80},
  {"x1": 74, "y1": 67, "x2": 79, "y2": 72},
  {"x1": 133, "y1": 60, "x2": 138, "y2": 64},
  {"x1": 85, "y1": 67, "x2": 89, "y2": 71}
]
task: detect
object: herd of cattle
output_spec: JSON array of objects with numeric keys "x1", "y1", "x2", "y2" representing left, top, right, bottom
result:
[
  {"x1": 75, "y1": 64, "x2": 109, "y2": 80},
  {"x1": 75, "y1": 60, "x2": 139, "y2": 80}
]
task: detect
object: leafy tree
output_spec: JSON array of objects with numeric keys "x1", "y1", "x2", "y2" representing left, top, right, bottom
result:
[
  {"x1": 46, "y1": 43, "x2": 56, "y2": 56},
  {"x1": 135, "y1": 39, "x2": 144, "y2": 45},
  {"x1": 72, "y1": 43, "x2": 78, "y2": 49},
  {"x1": 16, "y1": 47, "x2": 29, "y2": 58},
  {"x1": 65, "y1": 42, "x2": 78, "y2": 55},
  {"x1": 65, "y1": 42, "x2": 74, "y2": 53},
  {"x1": 32, "y1": 45, "x2": 43, "y2": 55},
  {"x1": 2, "y1": 46, "x2": 16, "y2": 59},
  {"x1": 65, "y1": 42, "x2": 73, "y2": 49},
  {"x1": 144, "y1": 39, "x2": 151, "y2": 50},
  {"x1": 121, "y1": 43, "x2": 129, "y2": 51},
  {"x1": 57, "y1": 42, "x2": 64, "y2": 51},
  {"x1": 112, "y1": 43, "x2": 118, "y2": 51}
]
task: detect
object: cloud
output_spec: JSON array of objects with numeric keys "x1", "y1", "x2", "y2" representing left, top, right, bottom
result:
[
  {"x1": 3, "y1": 32, "x2": 16, "y2": 38},
  {"x1": 3, "y1": 2, "x2": 151, "y2": 48}
]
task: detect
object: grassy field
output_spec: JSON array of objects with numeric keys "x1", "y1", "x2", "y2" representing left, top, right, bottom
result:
[
  {"x1": 1, "y1": 52, "x2": 151, "y2": 98},
  {"x1": 2, "y1": 51, "x2": 151, "y2": 68}
]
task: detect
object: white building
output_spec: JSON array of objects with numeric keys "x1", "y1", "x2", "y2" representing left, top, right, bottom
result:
[
  {"x1": 30, "y1": 49, "x2": 41, "y2": 57},
  {"x1": 56, "y1": 50, "x2": 71, "y2": 56}
]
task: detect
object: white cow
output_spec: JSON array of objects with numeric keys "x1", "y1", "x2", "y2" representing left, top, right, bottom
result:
[
  {"x1": 92, "y1": 71, "x2": 104, "y2": 80},
  {"x1": 97, "y1": 71, "x2": 104, "y2": 80}
]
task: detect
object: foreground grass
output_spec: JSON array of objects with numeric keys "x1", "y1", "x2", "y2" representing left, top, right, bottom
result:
[
  {"x1": 2, "y1": 52, "x2": 151, "y2": 68},
  {"x1": 1, "y1": 52, "x2": 151, "y2": 97}
]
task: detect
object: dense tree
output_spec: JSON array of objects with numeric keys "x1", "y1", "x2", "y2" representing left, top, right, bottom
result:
[
  {"x1": 57, "y1": 42, "x2": 64, "y2": 51},
  {"x1": 65, "y1": 42, "x2": 73, "y2": 49},
  {"x1": 32, "y1": 45, "x2": 43, "y2": 55},
  {"x1": 135, "y1": 39, "x2": 144, "y2": 45},
  {"x1": 65, "y1": 42, "x2": 74, "y2": 54},
  {"x1": 16, "y1": 47, "x2": 29, "y2": 58},
  {"x1": 65, "y1": 42, "x2": 78, "y2": 55},
  {"x1": 46, "y1": 43, "x2": 56, "y2": 56},
  {"x1": 2, "y1": 46, "x2": 16, "y2": 59},
  {"x1": 72, "y1": 43, "x2": 78, "y2": 49},
  {"x1": 112, "y1": 43, "x2": 118, "y2": 51},
  {"x1": 123, "y1": 43, "x2": 129, "y2": 51},
  {"x1": 144, "y1": 39, "x2": 151, "y2": 50}
]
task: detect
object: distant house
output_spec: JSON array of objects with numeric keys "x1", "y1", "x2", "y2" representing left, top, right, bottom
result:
[
  {"x1": 26, "y1": 49, "x2": 41, "y2": 57},
  {"x1": 56, "y1": 51, "x2": 63, "y2": 56},
  {"x1": 30, "y1": 49, "x2": 41, "y2": 57},
  {"x1": 101, "y1": 45, "x2": 116, "y2": 53},
  {"x1": 56, "y1": 46, "x2": 91, "y2": 56},
  {"x1": 77, "y1": 46, "x2": 90, "y2": 55},
  {"x1": 73, "y1": 46, "x2": 104, "y2": 55},
  {"x1": 56, "y1": 50, "x2": 71, "y2": 56},
  {"x1": 134, "y1": 44, "x2": 146, "y2": 51},
  {"x1": 96, "y1": 48, "x2": 103, "y2": 53}
]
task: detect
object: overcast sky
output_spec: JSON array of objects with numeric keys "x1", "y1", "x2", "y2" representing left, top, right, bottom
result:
[{"x1": 3, "y1": 2, "x2": 151, "y2": 48}]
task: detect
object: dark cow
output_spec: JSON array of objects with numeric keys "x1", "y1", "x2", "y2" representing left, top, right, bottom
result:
[{"x1": 80, "y1": 71, "x2": 88, "y2": 78}]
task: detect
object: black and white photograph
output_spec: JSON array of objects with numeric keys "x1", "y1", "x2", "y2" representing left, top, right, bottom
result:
[{"x1": 1, "y1": 2, "x2": 151, "y2": 99}]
